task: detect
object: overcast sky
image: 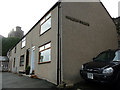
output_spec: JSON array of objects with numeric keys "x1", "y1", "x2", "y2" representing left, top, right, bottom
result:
[{"x1": 0, "y1": 0, "x2": 120, "y2": 37}]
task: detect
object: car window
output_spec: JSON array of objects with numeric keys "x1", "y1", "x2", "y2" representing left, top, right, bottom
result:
[
  {"x1": 94, "y1": 51, "x2": 109, "y2": 62},
  {"x1": 94, "y1": 50, "x2": 116, "y2": 62},
  {"x1": 113, "y1": 50, "x2": 120, "y2": 61}
]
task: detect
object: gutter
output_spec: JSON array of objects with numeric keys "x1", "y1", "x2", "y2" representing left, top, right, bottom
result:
[{"x1": 57, "y1": 2, "x2": 62, "y2": 85}]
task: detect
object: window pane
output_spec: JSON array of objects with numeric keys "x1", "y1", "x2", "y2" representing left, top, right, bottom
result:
[
  {"x1": 94, "y1": 52, "x2": 108, "y2": 62},
  {"x1": 45, "y1": 43, "x2": 51, "y2": 49},
  {"x1": 46, "y1": 13, "x2": 51, "y2": 19},
  {"x1": 22, "y1": 41, "x2": 25, "y2": 48},
  {"x1": 40, "y1": 46, "x2": 44, "y2": 51},
  {"x1": 22, "y1": 37, "x2": 26, "y2": 41},
  {"x1": 20, "y1": 61, "x2": 24, "y2": 66},
  {"x1": 40, "y1": 18, "x2": 45, "y2": 24},
  {"x1": 20, "y1": 55, "x2": 24, "y2": 66},
  {"x1": 22, "y1": 38, "x2": 26, "y2": 48},
  {"x1": 40, "y1": 49, "x2": 51, "y2": 62},
  {"x1": 40, "y1": 18, "x2": 51, "y2": 34}
]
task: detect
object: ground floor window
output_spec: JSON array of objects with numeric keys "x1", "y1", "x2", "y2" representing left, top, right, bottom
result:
[
  {"x1": 20, "y1": 55, "x2": 24, "y2": 66},
  {"x1": 38, "y1": 42, "x2": 51, "y2": 63}
]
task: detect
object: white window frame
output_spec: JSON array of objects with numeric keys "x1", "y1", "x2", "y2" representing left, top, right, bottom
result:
[
  {"x1": 38, "y1": 42, "x2": 51, "y2": 64},
  {"x1": 21, "y1": 37, "x2": 26, "y2": 48},
  {"x1": 40, "y1": 13, "x2": 51, "y2": 35}
]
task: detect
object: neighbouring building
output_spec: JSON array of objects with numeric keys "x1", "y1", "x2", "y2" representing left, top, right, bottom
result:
[
  {"x1": 0, "y1": 56, "x2": 9, "y2": 71},
  {"x1": 8, "y1": 26, "x2": 24, "y2": 39},
  {"x1": 113, "y1": 17, "x2": 120, "y2": 48},
  {"x1": 0, "y1": 35, "x2": 3, "y2": 56},
  {"x1": 7, "y1": 1, "x2": 118, "y2": 85}
]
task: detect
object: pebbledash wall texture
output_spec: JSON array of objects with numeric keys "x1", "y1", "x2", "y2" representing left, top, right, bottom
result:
[{"x1": 7, "y1": 1, "x2": 118, "y2": 85}]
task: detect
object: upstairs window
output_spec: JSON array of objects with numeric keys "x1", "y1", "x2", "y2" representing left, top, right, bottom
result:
[
  {"x1": 21, "y1": 37, "x2": 26, "y2": 48},
  {"x1": 38, "y1": 42, "x2": 51, "y2": 63},
  {"x1": 40, "y1": 13, "x2": 51, "y2": 35}
]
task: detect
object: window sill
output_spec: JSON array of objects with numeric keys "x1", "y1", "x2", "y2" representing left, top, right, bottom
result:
[
  {"x1": 20, "y1": 65, "x2": 24, "y2": 67},
  {"x1": 38, "y1": 61, "x2": 51, "y2": 64},
  {"x1": 39, "y1": 28, "x2": 51, "y2": 36}
]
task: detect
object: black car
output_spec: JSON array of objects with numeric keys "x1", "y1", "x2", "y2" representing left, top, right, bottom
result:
[{"x1": 80, "y1": 49, "x2": 120, "y2": 84}]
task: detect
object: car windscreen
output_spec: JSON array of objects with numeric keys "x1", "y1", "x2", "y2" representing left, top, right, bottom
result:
[{"x1": 94, "y1": 50, "x2": 116, "y2": 62}]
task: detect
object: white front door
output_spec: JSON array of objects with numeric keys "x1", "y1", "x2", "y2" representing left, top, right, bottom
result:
[{"x1": 30, "y1": 46, "x2": 35, "y2": 74}]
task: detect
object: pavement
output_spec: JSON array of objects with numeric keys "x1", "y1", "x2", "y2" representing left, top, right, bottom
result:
[
  {"x1": 2, "y1": 72, "x2": 56, "y2": 89},
  {"x1": 2, "y1": 72, "x2": 119, "y2": 90}
]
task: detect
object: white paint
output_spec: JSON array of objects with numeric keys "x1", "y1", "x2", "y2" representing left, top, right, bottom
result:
[{"x1": 30, "y1": 46, "x2": 35, "y2": 74}]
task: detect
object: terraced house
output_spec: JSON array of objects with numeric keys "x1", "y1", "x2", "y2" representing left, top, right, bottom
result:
[{"x1": 7, "y1": 1, "x2": 118, "y2": 85}]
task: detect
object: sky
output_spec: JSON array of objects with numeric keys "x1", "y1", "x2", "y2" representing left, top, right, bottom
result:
[{"x1": 0, "y1": 0, "x2": 120, "y2": 37}]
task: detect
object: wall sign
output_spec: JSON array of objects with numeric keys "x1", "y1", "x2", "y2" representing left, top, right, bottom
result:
[{"x1": 66, "y1": 16, "x2": 90, "y2": 26}]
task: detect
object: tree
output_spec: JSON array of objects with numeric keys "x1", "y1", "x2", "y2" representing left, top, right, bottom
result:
[{"x1": 2, "y1": 37, "x2": 20, "y2": 56}]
